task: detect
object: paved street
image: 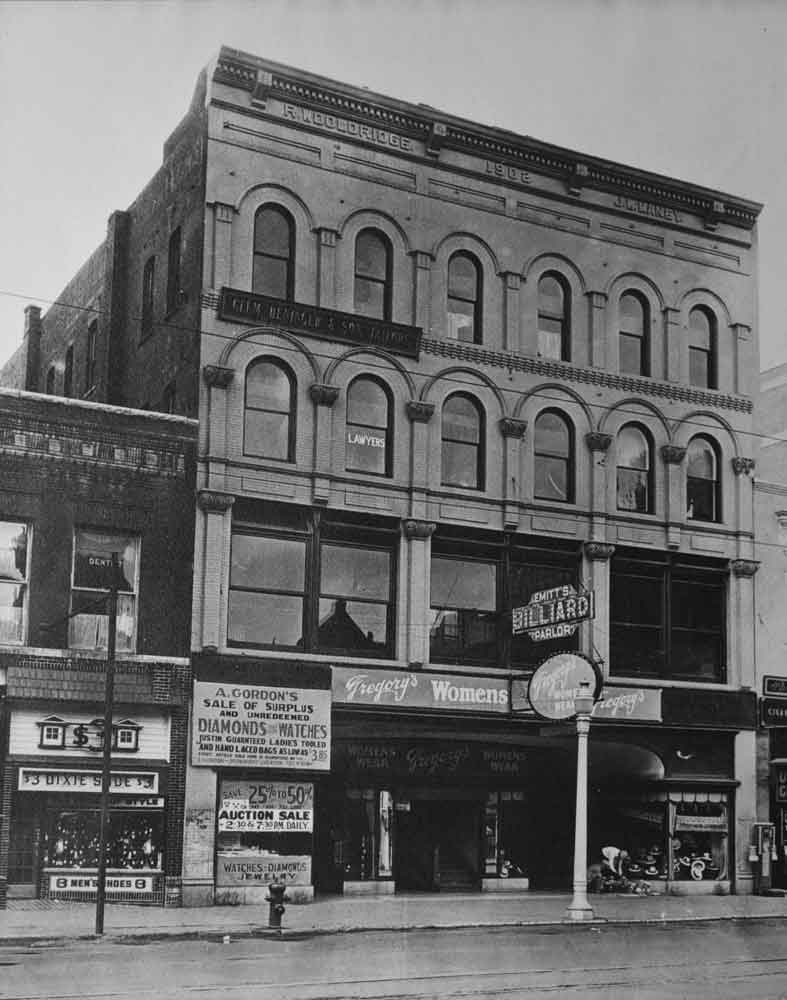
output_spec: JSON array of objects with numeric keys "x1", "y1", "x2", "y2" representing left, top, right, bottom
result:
[{"x1": 4, "y1": 920, "x2": 787, "y2": 1000}]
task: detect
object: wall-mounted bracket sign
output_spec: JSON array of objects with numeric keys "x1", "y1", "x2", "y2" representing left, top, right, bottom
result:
[
  {"x1": 218, "y1": 288, "x2": 422, "y2": 359},
  {"x1": 512, "y1": 585, "x2": 594, "y2": 642},
  {"x1": 764, "y1": 676, "x2": 787, "y2": 698},
  {"x1": 526, "y1": 652, "x2": 601, "y2": 721},
  {"x1": 761, "y1": 698, "x2": 787, "y2": 727}
]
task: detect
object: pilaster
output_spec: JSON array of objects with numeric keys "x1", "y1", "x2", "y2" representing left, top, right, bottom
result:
[
  {"x1": 501, "y1": 272, "x2": 521, "y2": 352},
  {"x1": 732, "y1": 457, "x2": 756, "y2": 542},
  {"x1": 663, "y1": 307, "x2": 682, "y2": 383},
  {"x1": 582, "y1": 542, "x2": 615, "y2": 675},
  {"x1": 499, "y1": 417, "x2": 527, "y2": 528},
  {"x1": 211, "y1": 202, "x2": 235, "y2": 290},
  {"x1": 586, "y1": 291, "x2": 608, "y2": 369},
  {"x1": 315, "y1": 228, "x2": 339, "y2": 309},
  {"x1": 410, "y1": 251, "x2": 433, "y2": 332},
  {"x1": 730, "y1": 558, "x2": 759, "y2": 690},
  {"x1": 196, "y1": 490, "x2": 235, "y2": 652},
  {"x1": 401, "y1": 519, "x2": 437, "y2": 665},
  {"x1": 661, "y1": 444, "x2": 686, "y2": 548},
  {"x1": 310, "y1": 383, "x2": 340, "y2": 504},
  {"x1": 585, "y1": 432, "x2": 612, "y2": 532},
  {"x1": 407, "y1": 401, "x2": 435, "y2": 513}
]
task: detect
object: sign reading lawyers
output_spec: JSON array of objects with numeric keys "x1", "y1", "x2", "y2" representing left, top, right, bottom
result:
[{"x1": 192, "y1": 682, "x2": 331, "y2": 770}]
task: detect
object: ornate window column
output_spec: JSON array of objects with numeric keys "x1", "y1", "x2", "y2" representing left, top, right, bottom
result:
[
  {"x1": 661, "y1": 444, "x2": 686, "y2": 547},
  {"x1": 499, "y1": 417, "x2": 527, "y2": 528},
  {"x1": 310, "y1": 383, "x2": 340, "y2": 504},
  {"x1": 409, "y1": 251, "x2": 433, "y2": 332},
  {"x1": 315, "y1": 228, "x2": 340, "y2": 309},
  {"x1": 202, "y1": 364, "x2": 235, "y2": 474},
  {"x1": 210, "y1": 202, "x2": 235, "y2": 291},
  {"x1": 401, "y1": 519, "x2": 437, "y2": 665},
  {"x1": 406, "y1": 400, "x2": 435, "y2": 515},
  {"x1": 196, "y1": 489, "x2": 235, "y2": 652},
  {"x1": 729, "y1": 557, "x2": 759, "y2": 690},
  {"x1": 586, "y1": 290, "x2": 608, "y2": 369},
  {"x1": 501, "y1": 272, "x2": 521, "y2": 352},
  {"x1": 732, "y1": 455, "x2": 756, "y2": 539},
  {"x1": 582, "y1": 541, "x2": 615, "y2": 675}
]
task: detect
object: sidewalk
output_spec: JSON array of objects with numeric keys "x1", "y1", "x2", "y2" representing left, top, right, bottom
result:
[{"x1": 3, "y1": 890, "x2": 787, "y2": 945}]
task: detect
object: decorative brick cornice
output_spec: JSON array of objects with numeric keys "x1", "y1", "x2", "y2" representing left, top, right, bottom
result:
[
  {"x1": 202, "y1": 365, "x2": 235, "y2": 389},
  {"x1": 499, "y1": 417, "x2": 527, "y2": 439},
  {"x1": 420, "y1": 337, "x2": 752, "y2": 414},
  {"x1": 732, "y1": 457, "x2": 756, "y2": 476},
  {"x1": 309, "y1": 383, "x2": 340, "y2": 407},
  {"x1": 730, "y1": 558, "x2": 759, "y2": 578},
  {"x1": 585, "y1": 432, "x2": 612, "y2": 453},
  {"x1": 406, "y1": 400, "x2": 435, "y2": 423},
  {"x1": 661, "y1": 445, "x2": 687, "y2": 465},
  {"x1": 402, "y1": 519, "x2": 437, "y2": 540},
  {"x1": 584, "y1": 542, "x2": 616, "y2": 561},
  {"x1": 197, "y1": 490, "x2": 235, "y2": 513}
]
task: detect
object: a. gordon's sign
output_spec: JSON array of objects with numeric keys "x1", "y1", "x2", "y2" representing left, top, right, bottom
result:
[{"x1": 332, "y1": 666, "x2": 509, "y2": 713}]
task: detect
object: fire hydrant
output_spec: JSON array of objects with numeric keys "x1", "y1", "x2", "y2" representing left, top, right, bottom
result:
[{"x1": 266, "y1": 882, "x2": 287, "y2": 930}]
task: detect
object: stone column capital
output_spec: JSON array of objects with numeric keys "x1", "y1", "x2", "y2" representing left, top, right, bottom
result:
[
  {"x1": 197, "y1": 490, "x2": 236, "y2": 513},
  {"x1": 661, "y1": 445, "x2": 686, "y2": 465},
  {"x1": 406, "y1": 400, "x2": 435, "y2": 423},
  {"x1": 202, "y1": 365, "x2": 234, "y2": 389},
  {"x1": 402, "y1": 519, "x2": 438, "y2": 540},
  {"x1": 585, "y1": 432, "x2": 612, "y2": 453},
  {"x1": 315, "y1": 227, "x2": 340, "y2": 247},
  {"x1": 214, "y1": 202, "x2": 235, "y2": 224},
  {"x1": 309, "y1": 383, "x2": 340, "y2": 407},
  {"x1": 731, "y1": 558, "x2": 759, "y2": 578},
  {"x1": 501, "y1": 271, "x2": 522, "y2": 291},
  {"x1": 732, "y1": 457, "x2": 755, "y2": 476},
  {"x1": 584, "y1": 541, "x2": 615, "y2": 561},
  {"x1": 409, "y1": 250, "x2": 434, "y2": 270},
  {"x1": 499, "y1": 417, "x2": 527, "y2": 439},
  {"x1": 587, "y1": 290, "x2": 608, "y2": 309}
]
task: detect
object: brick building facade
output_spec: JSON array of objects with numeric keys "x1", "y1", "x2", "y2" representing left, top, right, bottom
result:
[{"x1": 0, "y1": 389, "x2": 196, "y2": 906}]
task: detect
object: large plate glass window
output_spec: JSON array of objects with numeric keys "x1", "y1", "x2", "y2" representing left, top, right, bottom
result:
[
  {"x1": 70, "y1": 530, "x2": 139, "y2": 651},
  {"x1": 430, "y1": 555, "x2": 497, "y2": 664},
  {"x1": 0, "y1": 521, "x2": 29, "y2": 644}
]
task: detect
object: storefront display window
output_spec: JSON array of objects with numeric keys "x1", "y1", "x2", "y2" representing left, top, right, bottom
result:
[
  {"x1": 44, "y1": 809, "x2": 163, "y2": 870},
  {"x1": 484, "y1": 791, "x2": 528, "y2": 879},
  {"x1": 671, "y1": 796, "x2": 728, "y2": 881}
]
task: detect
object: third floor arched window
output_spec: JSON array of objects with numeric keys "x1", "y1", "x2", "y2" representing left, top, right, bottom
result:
[
  {"x1": 447, "y1": 252, "x2": 482, "y2": 343},
  {"x1": 534, "y1": 410, "x2": 574, "y2": 503},
  {"x1": 253, "y1": 205, "x2": 295, "y2": 300},
  {"x1": 689, "y1": 307, "x2": 717, "y2": 389},
  {"x1": 616, "y1": 423, "x2": 653, "y2": 513},
  {"x1": 354, "y1": 229, "x2": 391, "y2": 320},
  {"x1": 537, "y1": 273, "x2": 570, "y2": 361},
  {"x1": 442, "y1": 393, "x2": 484, "y2": 490},
  {"x1": 619, "y1": 292, "x2": 649, "y2": 376},
  {"x1": 687, "y1": 436, "x2": 721, "y2": 522}
]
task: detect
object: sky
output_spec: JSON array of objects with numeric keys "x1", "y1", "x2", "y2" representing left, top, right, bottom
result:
[{"x1": 0, "y1": 0, "x2": 785, "y2": 372}]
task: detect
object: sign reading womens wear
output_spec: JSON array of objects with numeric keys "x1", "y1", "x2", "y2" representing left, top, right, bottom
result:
[
  {"x1": 192, "y1": 682, "x2": 331, "y2": 770},
  {"x1": 526, "y1": 652, "x2": 602, "y2": 721}
]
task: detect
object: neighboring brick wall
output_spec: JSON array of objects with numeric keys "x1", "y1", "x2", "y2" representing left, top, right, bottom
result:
[{"x1": 0, "y1": 764, "x2": 13, "y2": 907}]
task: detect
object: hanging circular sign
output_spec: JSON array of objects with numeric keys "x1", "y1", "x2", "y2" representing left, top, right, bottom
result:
[{"x1": 527, "y1": 652, "x2": 601, "y2": 721}]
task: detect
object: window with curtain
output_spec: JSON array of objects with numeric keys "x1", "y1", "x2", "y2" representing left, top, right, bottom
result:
[
  {"x1": 0, "y1": 521, "x2": 29, "y2": 645},
  {"x1": 616, "y1": 424, "x2": 652, "y2": 513},
  {"x1": 534, "y1": 410, "x2": 573, "y2": 502},
  {"x1": 537, "y1": 274, "x2": 570, "y2": 360},
  {"x1": 687, "y1": 436, "x2": 720, "y2": 522},
  {"x1": 346, "y1": 377, "x2": 391, "y2": 475},
  {"x1": 354, "y1": 229, "x2": 391, "y2": 320},
  {"x1": 69, "y1": 529, "x2": 139, "y2": 652},
  {"x1": 689, "y1": 307, "x2": 717, "y2": 389},
  {"x1": 619, "y1": 292, "x2": 649, "y2": 376},
  {"x1": 441, "y1": 393, "x2": 484, "y2": 489},
  {"x1": 253, "y1": 205, "x2": 295, "y2": 300},
  {"x1": 244, "y1": 358, "x2": 295, "y2": 461},
  {"x1": 447, "y1": 252, "x2": 482, "y2": 343}
]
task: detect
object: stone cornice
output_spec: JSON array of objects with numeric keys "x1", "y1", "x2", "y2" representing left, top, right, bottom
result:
[
  {"x1": 309, "y1": 383, "x2": 340, "y2": 406},
  {"x1": 584, "y1": 542, "x2": 616, "y2": 561},
  {"x1": 499, "y1": 417, "x2": 527, "y2": 439},
  {"x1": 661, "y1": 445, "x2": 687, "y2": 464},
  {"x1": 585, "y1": 432, "x2": 612, "y2": 453},
  {"x1": 202, "y1": 365, "x2": 235, "y2": 389},
  {"x1": 730, "y1": 558, "x2": 759, "y2": 578},
  {"x1": 213, "y1": 49, "x2": 761, "y2": 231},
  {"x1": 401, "y1": 519, "x2": 437, "y2": 540},
  {"x1": 421, "y1": 337, "x2": 753, "y2": 414},
  {"x1": 406, "y1": 400, "x2": 435, "y2": 423},
  {"x1": 197, "y1": 490, "x2": 236, "y2": 513},
  {"x1": 732, "y1": 457, "x2": 756, "y2": 476}
]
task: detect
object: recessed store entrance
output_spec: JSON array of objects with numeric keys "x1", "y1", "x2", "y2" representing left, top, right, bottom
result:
[{"x1": 396, "y1": 796, "x2": 482, "y2": 891}]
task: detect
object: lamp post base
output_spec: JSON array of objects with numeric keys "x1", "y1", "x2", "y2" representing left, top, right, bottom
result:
[{"x1": 565, "y1": 895, "x2": 595, "y2": 921}]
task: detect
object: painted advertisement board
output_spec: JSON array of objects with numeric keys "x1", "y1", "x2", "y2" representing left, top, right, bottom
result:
[
  {"x1": 218, "y1": 779, "x2": 314, "y2": 833},
  {"x1": 216, "y1": 854, "x2": 312, "y2": 887},
  {"x1": 332, "y1": 666, "x2": 509, "y2": 713}
]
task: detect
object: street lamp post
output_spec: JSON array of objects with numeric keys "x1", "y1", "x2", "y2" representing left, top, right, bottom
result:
[{"x1": 566, "y1": 679, "x2": 595, "y2": 922}]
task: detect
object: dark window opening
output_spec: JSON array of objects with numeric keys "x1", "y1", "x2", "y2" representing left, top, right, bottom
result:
[
  {"x1": 689, "y1": 307, "x2": 717, "y2": 389},
  {"x1": 253, "y1": 206, "x2": 295, "y2": 300},
  {"x1": 619, "y1": 292, "x2": 649, "y2": 376},
  {"x1": 534, "y1": 410, "x2": 574, "y2": 503},
  {"x1": 354, "y1": 229, "x2": 391, "y2": 320},
  {"x1": 141, "y1": 256, "x2": 155, "y2": 340},
  {"x1": 538, "y1": 273, "x2": 570, "y2": 361},
  {"x1": 441, "y1": 393, "x2": 485, "y2": 490}
]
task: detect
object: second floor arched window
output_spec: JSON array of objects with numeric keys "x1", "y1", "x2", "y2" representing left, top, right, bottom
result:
[
  {"x1": 619, "y1": 292, "x2": 649, "y2": 376},
  {"x1": 447, "y1": 252, "x2": 482, "y2": 343},
  {"x1": 346, "y1": 376, "x2": 392, "y2": 476},
  {"x1": 253, "y1": 205, "x2": 295, "y2": 300},
  {"x1": 689, "y1": 307, "x2": 717, "y2": 389},
  {"x1": 534, "y1": 410, "x2": 573, "y2": 502},
  {"x1": 244, "y1": 358, "x2": 295, "y2": 461},
  {"x1": 354, "y1": 229, "x2": 391, "y2": 320},
  {"x1": 616, "y1": 424, "x2": 652, "y2": 513},
  {"x1": 687, "y1": 436, "x2": 721, "y2": 522},
  {"x1": 537, "y1": 274, "x2": 570, "y2": 361},
  {"x1": 442, "y1": 393, "x2": 484, "y2": 490}
]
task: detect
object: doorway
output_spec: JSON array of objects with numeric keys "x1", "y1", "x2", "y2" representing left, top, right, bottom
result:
[{"x1": 396, "y1": 798, "x2": 482, "y2": 891}]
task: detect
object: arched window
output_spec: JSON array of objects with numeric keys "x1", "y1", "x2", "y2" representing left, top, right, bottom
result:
[
  {"x1": 619, "y1": 292, "x2": 649, "y2": 376},
  {"x1": 442, "y1": 393, "x2": 484, "y2": 490},
  {"x1": 616, "y1": 424, "x2": 652, "y2": 513},
  {"x1": 537, "y1": 274, "x2": 570, "y2": 361},
  {"x1": 253, "y1": 205, "x2": 295, "y2": 300},
  {"x1": 534, "y1": 410, "x2": 573, "y2": 503},
  {"x1": 689, "y1": 307, "x2": 717, "y2": 389},
  {"x1": 447, "y1": 252, "x2": 482, "y2": 343},
  {"x1": 687, "y1": 436, "x2": 721, "y2": 522},
  {"x1": 244, "y1": 359, "x2": 295, "y2": 461},
  {"x1": 346, "y1": 376, "x2": 392, "y2": 476},
  {"x1": 354, "y1": 229, "x2": 391, "y2": 320}
]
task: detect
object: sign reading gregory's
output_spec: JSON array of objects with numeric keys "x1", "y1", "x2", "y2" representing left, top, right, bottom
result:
[
  {"x1": 191, "y1": 681, "x2": 331, "y2": 770},
  {"x1": 332, "y1": 666, "x2": 510, "y2": 713}
]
